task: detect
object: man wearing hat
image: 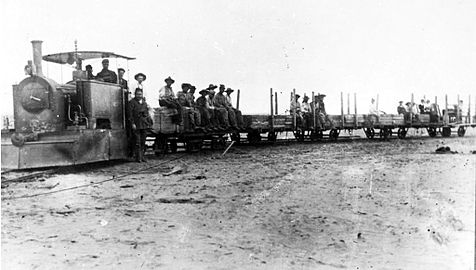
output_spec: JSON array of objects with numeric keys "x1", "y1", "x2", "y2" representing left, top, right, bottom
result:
[
  {"x1": 85, "y1": 65, "x2": 95, "y2": 80},
  {"x1": 301, "y1": 95, "x2": 312, "y2": 129},
  {"x1": 196, "y1": 89, "x2": 219, "y2": 131},
  {"x1": 290, "y1": 94, "x2": 303, "y2": 128},
  {"x1": 225, "y1": 88, "x2": 244, "y2": 129},
  {"x1": 118, "y1": 68, "x2": 128, "y2": 91},
  {"x1": 207, "y1": 84, "x2": 229, "y2": 129},
  {"x1": 187, "y1": 85, "x2": 202, "y2": 128},
  {"x1": 159, "y1": 76, "x2": 182, "y2": 124},
  {"x1": 177, "y1": 83, "x2": 198, "y2": 130},
  {"x1": 95, "y1": 59, "x2": 117, "y2": 83},
  {"x1": 214, "y1": 84, "x2": 237, "y2": 129},
  {"x1": 315, "y1": 94, "x2": 334, "y2": 129},
  {"x1": 397, "y1": 101, "x2": 406, "y2": 115},
  {"x1": 128, "y1": 88, "x2": 153, "y2": 162}
]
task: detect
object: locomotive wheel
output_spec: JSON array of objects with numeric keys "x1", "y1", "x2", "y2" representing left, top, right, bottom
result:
[
  {"x1": 427, "y1": 127, "x2": 437, "y2": 138},
  {"x1": 442, "y1": 127, "x2": 451, "y2": 137},
  {"x1": 397, "y1": 128, "x2": 407, "y2": 139},
  {"x1": 329, "y1": 129, "x2": 340, "y2": 141},
  {"x1": 457, "y1": 126, "x2": 466, "y2": 137},
  {"x1": 268, "y1": 132, "x2": 277, "y2": 142},
  {"x1": 364, "y1": 128, "x2": 375, "y2": 139}
]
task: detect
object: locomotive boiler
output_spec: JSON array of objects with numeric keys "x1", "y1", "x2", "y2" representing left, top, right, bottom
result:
[{"x1": 2, "y1": 40, "x2": 135, "y2": 169}]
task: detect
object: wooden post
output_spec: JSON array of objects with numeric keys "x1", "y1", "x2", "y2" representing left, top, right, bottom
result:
[
  {"x1": 270, "y1": 88, "x2": 274, "y2": 129},
  {"x1": 456, "y1": 94, "x2": 460, "y2": 123},
  {"x1": 347, "y1": 93, "x2": 350, "y2": 115},
  {"x1": 312, "y1": 91, "x2": 315, "y2": 129},
  {"x1": 340, "y1": 92, "x2": 344, "y2": 128},
  {"x1": 410, "y1": 93, "x2": 414, "y2": 124},
  {"x1": 444, "y1": 94, "x2": 448, "y2": 125},
  {"x1": 236, "y1": 89, "x2": 240, "y2": 110},
  {"x1": 354, "y1": 93, "x2": 357, "y2": 127},
  {"x1": 293, "y1": 89, "x2": 297, "y2": 130},
  {"x1": 468, "y1": 95, "x2": 471, "y2": 124},
  {"x1": 275, "y1": 91, "x2": 278, "y2": 115},
  {"x1": 376, "y1": 94, "x2": 380, "y2": 122}
]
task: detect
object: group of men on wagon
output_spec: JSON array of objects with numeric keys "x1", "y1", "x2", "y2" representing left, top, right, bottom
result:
[
  {"x1": 102, "y1": 62, "x2": 244, "y2": 162},
  {"x1": 290, "y1": 93, "x2": 334, "y2": 130}
]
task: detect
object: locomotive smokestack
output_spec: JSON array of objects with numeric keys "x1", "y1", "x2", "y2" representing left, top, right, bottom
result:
[{"x1": 31, "y1": 40, "x2": 43, "y2": 76}]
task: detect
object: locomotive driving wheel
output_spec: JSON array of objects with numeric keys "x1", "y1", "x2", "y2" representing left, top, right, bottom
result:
[
  {"x1": 397, "y1": 128, "x2": 407, "y2": 139},
  {"x1": 457, "y1": 126, "x2": 466, "y2": 137},
  {"x1": 364, "y1": 128, "x2": 375, "y2": 139}
]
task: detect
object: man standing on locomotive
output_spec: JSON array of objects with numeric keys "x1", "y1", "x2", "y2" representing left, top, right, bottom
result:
[
  {"x1": 159, "y1": 76, "x2": 182, "y2": 124},
  {"x1": 128, "y1": 88, "x2": 153, "y2": 163},
  {"x1": 95, "y1": 59, "x2": 118, "y2": 83}
]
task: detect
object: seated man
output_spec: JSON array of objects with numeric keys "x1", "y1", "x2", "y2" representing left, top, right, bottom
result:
[
  {"x1": 315, "y1": 94, "x2": 334, "y2": 129},
  {"x1": 225, "y1": 88, "x2": 244, "y2": 129},
  {"x1": 290, "y1": 94, "x2": 303, "y2": 128},
  {"x1": 159, "y1": 76, "x2": 182, "y2": 123},
  {"x1": 397, "y1": 101, "x2": 406, "y2": 115},
  {"x1": 196, "y1": 89, "x2": 218, "y2": 131},
  {"x1": 212, "y1": 85, "x2": 232, "y2": 129},
  {"x1": 176, "y1": 83, "x2": 198, "y2": 130},
  {"x1": 187, "y1": 85, "x2": 202, "y2": 127},
  {"x1": 95, "y1": 59, "x2": 117, "y2": 83}
]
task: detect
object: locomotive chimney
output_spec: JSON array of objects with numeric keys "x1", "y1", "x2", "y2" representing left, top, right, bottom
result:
[{"x1": 31, "y1": 40, "x2": 43, "y2": 76}]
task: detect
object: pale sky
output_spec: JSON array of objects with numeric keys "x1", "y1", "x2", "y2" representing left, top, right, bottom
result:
[{"x1": 1, "y1": 0, "x2": 475, "y2": 117}]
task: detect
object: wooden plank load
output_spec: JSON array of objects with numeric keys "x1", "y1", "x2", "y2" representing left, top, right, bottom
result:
[
  {"x1": 273, "y1": 115, "x2": 294, "y2": 129},
  {"x1": 418, "y1": 114, "x2": 430, "y2": 123},
  {"x1": 377, "y1": 114, "x2": 405, "y2": 126},
  {"x1": 344, "y1": 114, "x2": 366, "y2": 125},
  {"x1": 152, "y1": 107, "x2": 178, "y2": 134},
  {"x1": 243, "y1": 114, "x2": 270, "y2": 130}
]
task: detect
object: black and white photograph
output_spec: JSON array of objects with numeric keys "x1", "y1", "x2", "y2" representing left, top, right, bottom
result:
[{"x1": 1, "y1": 0, "x2": 475, "y2": 269}]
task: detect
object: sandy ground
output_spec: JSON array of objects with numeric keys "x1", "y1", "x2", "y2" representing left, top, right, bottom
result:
[{"x1": 1, "y1": 134, "x2": 475, "y2": 270}]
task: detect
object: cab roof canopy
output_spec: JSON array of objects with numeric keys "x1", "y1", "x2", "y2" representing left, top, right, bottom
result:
[{"x1": 42, "y1": 51, "x2": 135, "y2": 65}]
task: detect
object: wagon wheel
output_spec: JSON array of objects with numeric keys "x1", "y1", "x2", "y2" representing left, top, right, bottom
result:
[
  {"x1": 247, "y1": 131, "x2": 261, "y2": 144},
  {"x1": 310, "y1": 130, "x2": 323, "y2": 141},
  {"x1": 427, "y1": 127, "x2": 437, "y2": 138},
  {"x1": 267, "y1": 132, "x2": 277, "y2": 142},
  {"x1": 442, "y1": 127, "x2": 452, "y2": 137},
  {"x1": 329, "y1": 129, "x2": 340, "y2": 141},
  {"x1": 154, "y1": 136, "x2": 168, "y2": 156},
  {"x1": 293, "y1": 130, "x2": 305, "y2": 142},
  {"x1": 379, "y1": 128, "x2": 389, "y2": 139},
  {"x1": 397, "y1": 128, "x2": 407, "y2": 139},
  {"x1": 168, "y1": 139, "x2": 178, "y2": 153},
  {"x1": 457, "y1": 126, "x2": 466, "y2": 137},
  {"x1": 230, "y1": 132, "x2": 241, "y2": 144},
  {"x1": 364, "y1": 128, "x2": 375, "y2": 139}
]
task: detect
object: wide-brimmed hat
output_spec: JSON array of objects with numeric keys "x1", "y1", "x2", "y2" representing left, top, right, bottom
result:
[
  {"x1": 219, "y1": 84, "x2": 225, "y2": 90},
  {"x1": 134, "y1": 73, "x2": 146, "y2": 80},
  {"x1": 190, "y1": 85, "x2": 196, "y2": 92},
  {"x1": 405, "y1": 102, "x2": 411, "y2": 105},
  {"x1": 207, "y1": 84, "x2": 217, "y2": 90},
  {"x1": 199, "y1": 89, "x2": 209, "y2": 95},
  {"x1": 398, "y1": 101, "x2": 403, "y2": 103},
  {"x1": 225, "y1": 88, "x2": 234, "y2": 93},
  {"x1": 165, "y1": 76, "x2": 175, "y2": 83},
  {"x1": 295, "y1": 94, "x2": 301, "y2": 99},
  {"x1": 181, "y1": 83, "x2": 191, "y2": 89},
  {"x1": 317, "y1": 94, "x2": 326, "y2": 98}
]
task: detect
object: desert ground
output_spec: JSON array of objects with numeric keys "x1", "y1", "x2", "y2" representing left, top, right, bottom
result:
[{"x1": 1, "y1": 132, "x2": 475, "y2": 270}]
